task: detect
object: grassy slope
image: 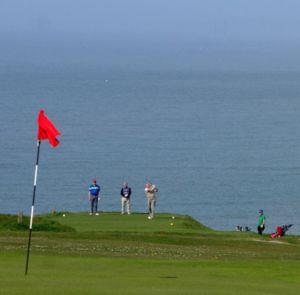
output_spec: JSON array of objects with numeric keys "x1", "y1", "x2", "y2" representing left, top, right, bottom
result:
[{"x1": 0, "y1": 212, "x2": 299, "y2": 294}]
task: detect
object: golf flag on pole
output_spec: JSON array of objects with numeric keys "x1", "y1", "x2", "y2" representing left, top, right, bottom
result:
[
  {"x1": 37, "y1": 110, "x2": 61, "y2": 147},
  {"x1": 25, "y1": 110, "x2": 61, "y2": 275}
]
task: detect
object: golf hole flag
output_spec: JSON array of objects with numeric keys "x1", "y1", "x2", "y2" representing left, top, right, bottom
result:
[
  {"x1": 38, "y1": 110, "x2": 61, "y2": 147},
  {"x1": 25, "y1": 110, "x2": 61, "y2": 275}
]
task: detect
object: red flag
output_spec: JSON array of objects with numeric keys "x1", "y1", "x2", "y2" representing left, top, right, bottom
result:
[{"x1": 37, "y1": 110, "x2": 61, "y2": 147}]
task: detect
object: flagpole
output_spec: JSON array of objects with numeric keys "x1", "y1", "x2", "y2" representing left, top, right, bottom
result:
[{"x1": 25, "y1": 140, "x2": 41, "y2": 275}]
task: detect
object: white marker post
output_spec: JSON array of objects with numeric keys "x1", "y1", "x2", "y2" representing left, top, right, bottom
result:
[{"x1": 25, "y1": 140, "x2": 41, "y2": 275}]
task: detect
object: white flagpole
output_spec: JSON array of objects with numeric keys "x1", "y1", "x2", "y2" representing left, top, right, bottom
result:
[{"x1": 25, "y1": 140, "x2": 41, "y2": 275}]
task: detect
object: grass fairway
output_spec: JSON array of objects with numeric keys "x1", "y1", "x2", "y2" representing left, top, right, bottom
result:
[{"x1": 0, "y1": 212, "x2": 299, "y2": 294}]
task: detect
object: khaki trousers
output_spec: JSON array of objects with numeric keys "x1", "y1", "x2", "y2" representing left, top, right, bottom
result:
[
  {"x1": 121, "y1": 197, "x2": 131, "y2": 214},
  {"x1": 147, "y1": 197, "x2": 156, "y2": 217}
]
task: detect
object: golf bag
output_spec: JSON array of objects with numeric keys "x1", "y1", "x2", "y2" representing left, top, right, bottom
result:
[
  {"x1": 270, "y1": 224, "x2": 293, "y2": 238},
  {"x1": 235, "y1": 225, "x2": 251, "y2": 232}
]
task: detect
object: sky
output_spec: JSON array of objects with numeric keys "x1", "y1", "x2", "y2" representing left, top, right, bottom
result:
[
  {"x1": 1, "y1": 1, "x2": 299, "y2": 41},
  {"x1": 0, "y1": 0, "x2": 300, "y2": 70}
]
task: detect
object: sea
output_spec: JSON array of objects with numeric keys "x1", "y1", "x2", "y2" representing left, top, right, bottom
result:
[{"x1": 1, "y1": 64, "x2": 300, "y2": 234}]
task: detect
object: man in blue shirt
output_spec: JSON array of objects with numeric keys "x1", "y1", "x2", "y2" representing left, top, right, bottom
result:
[{"x1": 88, "y1": 179, "x2": 101, "y2": 215}]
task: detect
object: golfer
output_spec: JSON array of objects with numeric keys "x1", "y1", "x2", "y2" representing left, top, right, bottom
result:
[
  {"x1": 120, "y1": 181, "x2": 132, "y2": 215},
  {"x1": 257, "y1": 209, "x2": 266, "y2": 235},
  {"x1": 88, "y1": 179, "x2": 101, "y2": 215},
  {"x1": 145, "y1": 182, "x2": 158, "y2": 219}
]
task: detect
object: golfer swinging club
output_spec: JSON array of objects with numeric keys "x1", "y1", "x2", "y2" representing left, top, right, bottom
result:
[{"x1": 145, "y1": 181, "x2": 158, "y2": 219}]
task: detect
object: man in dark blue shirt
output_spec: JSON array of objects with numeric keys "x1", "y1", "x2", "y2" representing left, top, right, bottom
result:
[
  {"x1": 120, "y1": 181, "x2": 132, "y2": 215},
  {"x1": 88, "y1": 179, "x2": 101, "y2": 215}
]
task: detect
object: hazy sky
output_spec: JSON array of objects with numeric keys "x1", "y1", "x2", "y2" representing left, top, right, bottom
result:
[
  {"x1": 0, "y1": 1, "x2": 300, "y2": 70},
  {"x1": 1, "y1": 1, "x2": 299, "y2": 40}
]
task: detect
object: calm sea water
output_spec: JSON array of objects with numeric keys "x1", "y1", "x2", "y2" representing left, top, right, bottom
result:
[{"x1": 1, "y1": 66, "x2": 300, "y2": 234}]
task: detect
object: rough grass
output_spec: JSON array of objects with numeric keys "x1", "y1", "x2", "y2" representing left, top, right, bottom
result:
[
  {"x1": 0, "y1": 212, "x2": 299, "y2": 294},
  {"x1": 0, "y1": 214, "x2": 74, "y2": 232}
]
